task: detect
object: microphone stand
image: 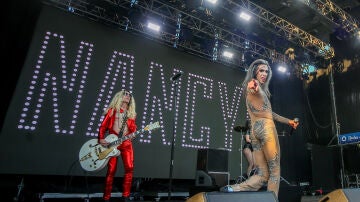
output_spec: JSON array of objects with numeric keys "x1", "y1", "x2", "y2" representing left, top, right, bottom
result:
[
  {"x1": 14, "y1": 177, "x2": 24, "y2": 202},
  {"x1": 327, "y1": 61, "x2": 345, "y2": 188},
  {"x1": 240, "y1": 130, "x2": 243, "y2": 179},
  {"x1": 168, "y1": 78, "x2": 180, "y2": 200}
]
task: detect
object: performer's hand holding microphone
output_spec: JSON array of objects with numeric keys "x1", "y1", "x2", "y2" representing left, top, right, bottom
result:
[{"x1": 288, "y1": 118, "x2": 299, "y2": 136}]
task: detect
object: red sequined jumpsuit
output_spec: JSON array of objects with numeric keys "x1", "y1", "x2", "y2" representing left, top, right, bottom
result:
[{"x1": 98, "y1": 108, "x2": 137, "y2": 200}]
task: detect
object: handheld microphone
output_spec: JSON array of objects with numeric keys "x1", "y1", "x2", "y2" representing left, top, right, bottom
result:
[
  {"x1": 289, "y1": 118, "x2": 299, "y2": 136},
  {"x1": 170, "y1": 71, "x2": 183, "y2": 82}
]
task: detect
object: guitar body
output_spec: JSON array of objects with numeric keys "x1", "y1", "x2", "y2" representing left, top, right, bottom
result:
[
  {"x1": 78, "y1": 121, "x2": 160, "y2": 172},
  {"x1": 79, "y1": 134, "x2": 120, "y2": 172}
]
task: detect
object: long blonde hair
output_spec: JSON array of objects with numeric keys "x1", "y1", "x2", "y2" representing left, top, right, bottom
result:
[{"x1": 104, "y1": 89, "x2": 136, "y2": 118}]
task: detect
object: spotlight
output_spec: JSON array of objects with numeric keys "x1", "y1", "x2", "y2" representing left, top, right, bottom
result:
[
  {"x1": 318, "y1": 44, "x2": 334, "y2": 59},
  {"x1": 206, "y1": 0, "x2": 218, "y2": 4},
  {"x1": 147, "y1": 22, "x2": 160, "y2": 32},
  {"x1": 301, "y1": 63, "x2": 317, "y2": 74},
  {"x1": 239, "y1": 12, "x2": 251, "y2": 21},
  {"x1": 223, "y1": 51, "x2": 234, "y2": 59},
  {"x1": 245, "y1": 40, "x2": 250, "y2": 49},
  {"x1": 68, "y1": 6, "x2": 75, "y2": 12},
  {"x1": 278, "y1": 65, "x2": 287, "y2": 73}
]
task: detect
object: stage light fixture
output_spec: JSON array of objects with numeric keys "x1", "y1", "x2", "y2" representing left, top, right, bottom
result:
[
  {"x1": 239, "y1": 12, "x2": 251, "y2": 21},
  {"x1": 223, "y1": 51, "x2": 234, "y2": 59},
  {"x1": 245, "y1": 40, "x2": 250, "y2": 49},
  {"x1": 301, "y1": 63, "x2": 317, "y2": 74},
  {"x1": 130, "y1": 0, "x2": 138, "y2": 7},
  {"x1": 147, "y1": 22, "x2": 160, "y2": 32},
  {"x1": 68, "y1": 6, "x2": 74, "y2": 13},
  {"x1": 206, "y1": 0, "x2": 218, "y2": 4},
  {"x1": 278, "y1": 65, "x2": 287, "y2": 73},
  {"x1": 318, "y1": 44, "x2": 334, "y2": 59}
]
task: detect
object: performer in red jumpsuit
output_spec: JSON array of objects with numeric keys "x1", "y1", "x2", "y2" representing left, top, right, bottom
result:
[{"x1": 98, "y1": 89, "x2": 137, "y2": 202}]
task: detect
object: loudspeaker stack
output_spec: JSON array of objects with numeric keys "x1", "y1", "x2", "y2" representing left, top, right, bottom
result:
[{"x1": 195, "y1": 149, "x2": 229, "y2": 187}]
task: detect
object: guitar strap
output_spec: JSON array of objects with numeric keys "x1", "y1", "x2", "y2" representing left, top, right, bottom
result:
[{"x1": 118, "y1": 111, "x2": 128, "y2": 137}]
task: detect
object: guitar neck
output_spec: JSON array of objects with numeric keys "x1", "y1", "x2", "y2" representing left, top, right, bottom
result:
[{"x1": 109, "y1": 129, "x2": 144, "y2": 147}]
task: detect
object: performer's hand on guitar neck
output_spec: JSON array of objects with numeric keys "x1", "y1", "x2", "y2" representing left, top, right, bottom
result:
[
  {"x1": 247, "y1": 79, "x2": 259, "y2": 94},
  {"x1": 99, "y1": 139, "x2": 110, "y2": 146}
]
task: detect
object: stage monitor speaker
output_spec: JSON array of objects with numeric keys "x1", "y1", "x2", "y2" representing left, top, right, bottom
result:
[
  {"x1": 197, "y1": 149, "x2": 228, "y2": 172},
  {"x1": 319, "y1": 188, "x2": 360, "y2": 202},
  {"x1": 195, "y1": 170, "x2": 213, "y2": 187},
  {"x1": 195, "y1": 170, "x2": 229, "y2": 187},
  {"x1": 186, "y1": 191, "x2": 278, "y2": 202},
  {"x1": 208, "y1": 172, "x2": 229, "y2": 187}
]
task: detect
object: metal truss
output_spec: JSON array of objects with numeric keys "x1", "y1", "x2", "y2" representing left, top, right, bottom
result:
[
  {"x1": 45, "y1": 0, "x2": 297, "y2": 71},
  {"x1": 223, "y1": 0, "x2": 334, "y2": 59},
  {"x1": 302, "y1": 0, "x2": 359, "y2": 36},
  {"x1": 120, "y1": 0, "x2": 292, "y2": 61}
]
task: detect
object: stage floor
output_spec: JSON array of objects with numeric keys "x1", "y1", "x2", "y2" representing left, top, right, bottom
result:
[{"x1": 1, "y1": 174, "x2": 321, "y2": 202}]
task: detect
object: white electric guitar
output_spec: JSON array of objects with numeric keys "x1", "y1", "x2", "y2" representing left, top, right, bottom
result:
[{"x1": 79, "y1": 121, "x2": 160, "y2": 172}]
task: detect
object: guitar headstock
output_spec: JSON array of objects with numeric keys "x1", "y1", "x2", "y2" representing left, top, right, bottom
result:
[{"x1": 144, "y1": 121, "x2": 160, "y2": 131}]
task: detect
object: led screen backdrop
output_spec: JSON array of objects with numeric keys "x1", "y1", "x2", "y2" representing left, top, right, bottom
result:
[{"x1": 0, "y1": 6, "x2": 249, "y2": 179}]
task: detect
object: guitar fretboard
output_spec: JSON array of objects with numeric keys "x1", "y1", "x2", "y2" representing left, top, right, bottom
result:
[{"x1": 109, "y1": 129, "x2": 145, "y2": 147}]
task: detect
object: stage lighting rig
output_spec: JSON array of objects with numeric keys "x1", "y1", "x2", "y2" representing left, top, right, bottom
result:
[
  {"x1": 224, "y1": 0, "x2": 335, "y2": 59},
  {"x1": 301, "y1": 0, "x2": 360, "y2": 38}
]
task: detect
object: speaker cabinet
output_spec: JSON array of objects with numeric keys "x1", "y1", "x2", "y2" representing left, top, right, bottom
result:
[
  {"x1": 186, "y1": 191, "x2": 278, "y2": 202},
  {"x1": 195, "y1": 170, "x2": 229, "y2": 187},
  {"x1": 319, "y1": 188, "x2": 360, "y2": 202},
  {"x1": 208, "y1": 172, "x2": 229, "y2": 187},
  {"x1": 197, "y1": 149, "x2": 228, "y2": 172},
  {"x1": 195, "y1": 170, "x2": 213, "y2": 187},
  {"x1": 311, "y1": 145, "x2": 341, "y2": 191}
]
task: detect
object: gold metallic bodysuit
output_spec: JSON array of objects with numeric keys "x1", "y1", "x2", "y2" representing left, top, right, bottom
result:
[{"x1": 229, "y1": 85, "x2": 289, "y2": 197}]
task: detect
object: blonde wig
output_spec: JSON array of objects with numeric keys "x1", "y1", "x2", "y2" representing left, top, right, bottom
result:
[{"x1": 104, "y1": 89, "x2": 136, "y2": 118}]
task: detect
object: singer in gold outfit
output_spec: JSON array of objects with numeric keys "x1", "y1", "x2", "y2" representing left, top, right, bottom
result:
[{"x1": 221, "y1": 59, "x2": 299, "y2": 197}]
